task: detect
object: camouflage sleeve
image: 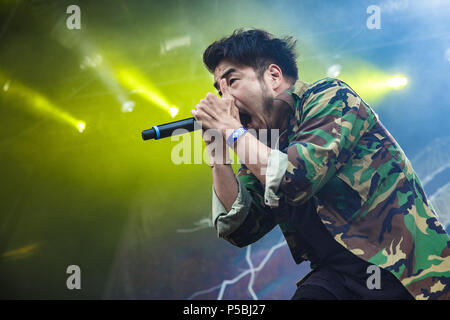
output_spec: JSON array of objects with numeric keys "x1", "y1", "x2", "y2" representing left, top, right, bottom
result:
[
  {"x1": 264, "y1": 149, "x2": 289, "y2": 208},
  {"x1": 278, "y1": 79, "x2": 370, "y2": 206},
  {"x1": 212, "y1": 174, "x2": 252, "y2": 238},
  {"x1": 217, "y1": 164, "x2": 281, "y2": 248}
]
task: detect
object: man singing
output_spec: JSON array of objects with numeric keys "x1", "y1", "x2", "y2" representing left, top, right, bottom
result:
[{"x1": 190, "y1": 29, "x2": 450, "y2": 300}]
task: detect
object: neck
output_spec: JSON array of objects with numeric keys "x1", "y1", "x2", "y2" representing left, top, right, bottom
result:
[
  {"x1": 270, "y1": 101, "x2": 291, "y2": 131},
  {"x1": 269, "y1": 81, "x2": 295, "y2": 132}
]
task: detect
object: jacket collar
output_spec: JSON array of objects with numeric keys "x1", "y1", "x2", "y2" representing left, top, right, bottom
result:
[
  {"x1": 274, "y1": 80, "x2": 309, "y2": 149},
  {"x1": 274, "y1": 80, "x2": 309, "y2": 114}
]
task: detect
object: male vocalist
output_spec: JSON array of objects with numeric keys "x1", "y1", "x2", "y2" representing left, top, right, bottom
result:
[{"x1": 190, "y1": 29, "x2": 450, "y2": 300}]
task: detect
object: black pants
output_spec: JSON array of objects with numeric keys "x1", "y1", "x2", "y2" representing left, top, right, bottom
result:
[
  {"x1": 291, "y1": 285, "x2": 337, "y2": 300},
  {"x1": 291, "y1": 266, "x2": 415, "y2": 300}
]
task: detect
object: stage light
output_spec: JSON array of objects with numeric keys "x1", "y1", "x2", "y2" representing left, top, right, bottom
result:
[
  {"x1": 2, "y1": 242, "x2": 41, "y2": 259},
  {"x1": 327, "y1": 64, "x2": 342, "y2": 77},
  {"x1": 3, "y1": 79, "x2": 10, "y2": 91},
  {"x1": 79, "y1": 53, "x2": 103, "y2": 70},
  {"x1": 51, "y1": 21, "x2": 132, "y2": 113},
  {"x1": 387, "y1": 76, "x2": 407, "y2": 88},
  {"x1": 121, "y1": 100, "x2": 136, "y2": 113},
  {"x1": 76, "y1": 121, "x2": 86, "y2": 133},
  {"x1": 0, "y1": 72, "x2": 86, "y2": 133},
  {"x1": 169, "y1": 106, "x2": 179, "y2": 118},
  {"x1": 30, "y1": 92, "x2": 86, "y2": 133},
  {"x1": 160, "y1": 35, "x2": 191, "y2": 54},
  {"x1": 337, "y1": 60, "x2": 409, "y2": 104},
  {"x1": 117, "y1": 68, "x2": 177, "y2": 117},
  {"x1": 80, "y1": 56, "x2": 134, "y2": 113}
]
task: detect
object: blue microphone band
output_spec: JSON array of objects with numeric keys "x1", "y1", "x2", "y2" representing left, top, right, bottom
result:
[{"x1": 153, "y1": 125, "x2": 161, "y2": 139}]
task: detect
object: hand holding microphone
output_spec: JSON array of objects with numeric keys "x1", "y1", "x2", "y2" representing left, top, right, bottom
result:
[
  {"x1": 190, "y1": 79, "x2": 241, "y2": 137},
  {"x1": 142, "y1": 79, "x2": 242, "y2": 146},
  {"x1": 190, "y1": 79, "x2": 241, "y2": 166}
]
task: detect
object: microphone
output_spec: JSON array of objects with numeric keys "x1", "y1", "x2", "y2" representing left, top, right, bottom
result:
[{"x1": 141, "y1": 117, "x2": 198, "y2": 140}]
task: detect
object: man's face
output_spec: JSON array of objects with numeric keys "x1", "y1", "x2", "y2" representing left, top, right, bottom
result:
[{"x1": 213, "y1": 59, "x2": 274, "y2": 131}]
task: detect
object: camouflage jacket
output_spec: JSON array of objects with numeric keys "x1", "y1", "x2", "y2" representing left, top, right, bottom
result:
[{"x1": 212, "y1": 77, "x2": 450, "y2": 300}]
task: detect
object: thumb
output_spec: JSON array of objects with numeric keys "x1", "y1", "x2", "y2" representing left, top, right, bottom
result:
[
  {"x1": 202, "y1": 128, "x2": 213, "y2": 145},
  {"x1": 219, "y1": 78, "x2": 233, "y2": 100},
  {"x1": 219, "y1": 78, "x2": 240, "y2": 123}
]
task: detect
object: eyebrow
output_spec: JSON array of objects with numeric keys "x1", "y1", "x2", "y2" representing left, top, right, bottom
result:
[{"x1": 213, "y1": 68, "x2": 237, "y2": 92}]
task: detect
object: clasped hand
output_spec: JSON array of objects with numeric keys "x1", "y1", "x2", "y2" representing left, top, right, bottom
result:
[{"x1": 191, "y1": 79, "x2": 242, "y2": 138}]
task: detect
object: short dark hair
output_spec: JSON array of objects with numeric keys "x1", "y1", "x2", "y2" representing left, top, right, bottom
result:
[{"x1": 203, "y1": 29, "x2": 298, "y2": 82}]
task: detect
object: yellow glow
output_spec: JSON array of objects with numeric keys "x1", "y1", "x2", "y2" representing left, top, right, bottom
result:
[
  {"x1": 387, "y1": 76, "x2": 408, "y2": 88},
  {"x1": 338, "y1": 61, "x2": 408, "y2": 104},
  {"x1": 77, "y1": 121, "x2": 86, "y2": 133},
  {"x1": 26, "y1": 92, "x2": 85, "y2": 132},
  {"x1": 169, "y1": 106, "x2": 179, "y2": 118},
  {"x1": 0, "y1": 72, "x2": 85, "y2": 132},
  {"x1": 2, "y1": 242, "x2": 41, "y2": 259},
  {"x1": 116, "y1": 68, "x2": 176, "y2": 116},
  {"x1": 3, "y1": 79, "x2": 10, "y2": 91}
]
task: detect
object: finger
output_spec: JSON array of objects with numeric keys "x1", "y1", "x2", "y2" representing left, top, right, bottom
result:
[
  {"x1": 202, "y1": 94, "x2": 220, "y2": 118},
  {"x1": 191, "y1": 108, "x2": 202, "y2": 121},
  {"x1": 190, "y1": 109, "x2": 197, "y2": 120},
  {"x1": 192, "y1": 108, "x2": 214, "y2": 127},
  {"x1": 219, "y1": 78, "x2": 239, "y2": 119},
  {"x1": 219, "y1": 78, "x2": 232, "y2": 100},
  {"x1": 230, "y1": 104, "x2": 241, "y2": 123},
  {"x1": 198, "y1": 101, "x2": 218, "y2": 121},
  {"x1": 202, "y1": 129, "x2": 213, "y2": 144},
  {"x1": 205, "y1": 92, "x2": 218, "y2": 102}
]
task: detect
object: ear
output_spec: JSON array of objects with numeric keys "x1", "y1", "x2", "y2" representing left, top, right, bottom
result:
[{"x1": 265, "y1": 64, "x2": 283, "y2": 92}]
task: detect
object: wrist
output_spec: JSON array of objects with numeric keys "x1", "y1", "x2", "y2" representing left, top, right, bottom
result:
[
  {"x1": 208, "y1": 138, "x2": 231, "y2": 167},
  {"x1": 226, "y1": 126, "x2": 248, "y2": 149},
  {"x1": 220, "y1": 119, "x2": 242, "y2": 139}
]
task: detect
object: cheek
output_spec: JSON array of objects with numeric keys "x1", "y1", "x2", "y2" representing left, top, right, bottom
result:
[
  {"x1": 231, "y1": 84, "x2": 249, "y2": 102},
  {"x1": 231, "y1": 83, "x2": 265, "y2": 123},
  {"x1": 235, "y1": 88, "x2": 262, "y2": 111}
]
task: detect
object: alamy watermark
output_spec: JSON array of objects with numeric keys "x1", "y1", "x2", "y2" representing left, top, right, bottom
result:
[
  {"x1": 170, "y1": 121, "x2": 283, "y2": 170},
  {"x1": 366, "y1": 265, "x2": 381, "y2": 290},
  {"x1": 66, "y1": 5, "x2": 81, "y2": 30},
  {"x1": 66, "y1": 265, "x2": 81, "y2": 290},
  {"x1": 367, "y1": 5, "x2": 381, "y2": 30}
]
